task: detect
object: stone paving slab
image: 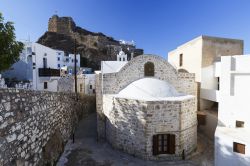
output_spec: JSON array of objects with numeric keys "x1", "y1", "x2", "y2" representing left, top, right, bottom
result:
[{"x1": 57, "y1": 113, "x2": 214, "y2": 166}]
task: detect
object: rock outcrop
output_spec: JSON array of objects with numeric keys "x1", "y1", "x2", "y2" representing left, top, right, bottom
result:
[{"x1": 37, "y1": 15, "x2": 143, "y2": 70}]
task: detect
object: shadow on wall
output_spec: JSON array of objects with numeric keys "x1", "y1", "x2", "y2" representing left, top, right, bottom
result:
[
  {"x1": 105, "y1": 98, "x2": 147, "y2": 158},
  {"x1": 215, "y1": 132, "x2": 250, "y2": 166}
]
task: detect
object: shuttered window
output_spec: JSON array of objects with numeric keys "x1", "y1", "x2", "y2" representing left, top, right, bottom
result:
[
  {"x1": 236, "y1": 120, "x2": 244, "y2": 128},
  {"x1": 233, "y1": 142, "x2": 245, "y2": 154},
  {"x1": 153, "y1": 134, "x2": 175, "y2": 155}
]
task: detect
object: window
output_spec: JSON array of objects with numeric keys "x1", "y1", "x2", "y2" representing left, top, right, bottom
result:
[
  {"x1": 123, "y1": 58, "x2": 125, "y2": 61},
  {"x1": 233, "y1": 142, "x2": 245, "y2": 154},
  {"x1": 179, "y1": 54, "x2": 183, "y2": 66},
  {"x1": 44, "y1": 82, "x2": 48, "y2": 89},
  {"x1": 90, "y1": 85, "x2": 92, "y2": 89},
  {"x1": 66, "y1": 58, "x2": 69, "y2": 62},
  {"x1": 93, "y1": 89, "x2": 96, "y2": 94},
  {"x1": 153, "y1": 134, "x2": 175, "y2": 155},
  {"x1": 58, "y1": 52, "x2": 61, "y2": 55},
  {"x1": 58, "y1": 57, "x2": 60, "y2": 61},
  {"x1": 119, "y1": 57, "x2": 121, "y2": 61},
  {"x1": 58, "y1": 64, "x2": 60, "y2": 68},
  {"x1": 43, "y1": 58, "x2": 47, "y2": 68},
  {"x1": 236, "y1": 120, "x2": 244, "y2": 128},
  {"x1": 44, "y1": 53, "x2": 47, "y2": 56},
  {"x1": 144, "y1": 62, "x2": 155, "y2": 77},
  {"x1": 72, "y1": 59, "x2": 74, "y2": 63},
  {"x1": 217, "y1": 77, "x2": 220, "y2": 90},
  {"x1": 76, "y1": 59, "x2": 78, "y2": 63},
  {"x1": 80, "y1": 84, "x2": 83, "y2": 92}
]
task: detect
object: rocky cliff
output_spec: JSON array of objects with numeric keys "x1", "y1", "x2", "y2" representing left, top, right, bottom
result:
[{"x1": 37, "y1": 15, "x2": 143, "y2": 70}]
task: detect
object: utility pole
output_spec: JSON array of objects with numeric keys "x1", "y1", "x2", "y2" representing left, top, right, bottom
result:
[{"x1": 74, "y1": 37, "x2": 77, "y2": 98}]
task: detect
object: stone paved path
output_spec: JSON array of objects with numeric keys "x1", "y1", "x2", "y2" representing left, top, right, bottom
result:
[{"x1": 57, "y1": 113, "x2": 214, "y2": 166}]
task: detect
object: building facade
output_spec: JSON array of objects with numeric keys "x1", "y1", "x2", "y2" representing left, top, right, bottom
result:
[
  {"x1": 96, "y1": 55, "x2": 197, "y2": 160},
  {"x1": 2, "y1": 42, "x2": 80, "y2": 92},
  {"x1": 168, "y1": 35, "x2": 243, "y2": 139},
  {"x1": 215, "y1": 55, "x2": 250, "y2": 166}
]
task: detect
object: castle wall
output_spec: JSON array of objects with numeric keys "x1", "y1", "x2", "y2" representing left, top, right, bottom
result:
[{"x1": 48, "y1": 15, "x2": 76, "y2": 34}]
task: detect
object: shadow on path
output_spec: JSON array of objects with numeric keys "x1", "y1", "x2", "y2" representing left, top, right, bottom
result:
[{"x1": 57, "y1": 113, "x2": 214, "y2": 166}]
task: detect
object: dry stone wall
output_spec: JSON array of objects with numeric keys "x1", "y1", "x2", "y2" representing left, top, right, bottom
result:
[{"x1": 0, "y1": 88, "x2": 95, "y2": 166}]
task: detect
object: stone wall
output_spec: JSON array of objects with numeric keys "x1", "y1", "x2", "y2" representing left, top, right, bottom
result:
[
  {"x1": 103, "y1": 96, "x2": 197, "y2": 160},
  {"x1": 0, "y1": 88, "x2": 95, "y2": 166},
  {"x1": 96, "y1": 55, "x2": 197, "y2": 140},
  {"x1": 102, "y1": 55, "x2": 196, "y2": 96}
]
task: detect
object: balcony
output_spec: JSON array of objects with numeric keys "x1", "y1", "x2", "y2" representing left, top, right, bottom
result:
[{"x1": 38, "y1": 68, "x2": 60, "y2": 77}]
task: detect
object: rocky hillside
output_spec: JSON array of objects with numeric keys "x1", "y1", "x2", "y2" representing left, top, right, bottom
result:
[{"x1": 37, "y1": 15, "x2": 143, "y2": 70}]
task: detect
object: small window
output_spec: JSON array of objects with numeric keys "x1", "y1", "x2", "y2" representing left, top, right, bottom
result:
[
  {"x1": 33, "y1": 62, "x2": 36, "y2": 66},
  {"x1": 153, "y1": 134, "x2": 175, "y2": 155},
  {"x1": 93, "y1": 89, "x2": 96, "y2": 94},
  {"x1": 123, "y1": 58, "x2": 125, "y2": 61},
  {"x1": 90, "y1": 85, "x2": 92, "y2": 89},
  {"x1": 72, "y1": 59, "x2": 74, "y2": 63},
  {"x1": 179, "y1": 54, "x2": 183, "y2": 67},
  {"x1": 58, "y1": 57, "x2": 60, "y2": 61},
  {"x1": 58, "y1": 64, "x2": 60, "y2": 68},
  {"x1": 119, "y1": 57, "x2": 121, "y2": 61},
  {"x1": 44, "y1": 53, "x2": 47, "y2": 56},
  {"x1": 236, "y1": 121, "x2": 244, "y2": 128},
  {"x1": 144, "y1": 62, "x2": 154, "y2": 77},
  {"x1": 233, "y1": 142, "x2": 245, "y2": 154},
  {"x1": 44, "y1": 82, "x2": 48, "y2": 89},
  {"x1": 76, "y1": 59, "x2": 78, "y2": 63},
  {"x1": 58, "y1": 52, "x2": 61, "y2": 55},
  {"x1": 80, "y1": 84, "x2": 83, "y2": 92}
]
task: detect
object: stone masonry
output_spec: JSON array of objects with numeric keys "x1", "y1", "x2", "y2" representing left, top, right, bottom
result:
[
  {"x1": 96, "y1": 55, "x2": 197, "y2": 160},
  {"x1": 0, "y1": 88, "x2": 95, "y2": 166}
]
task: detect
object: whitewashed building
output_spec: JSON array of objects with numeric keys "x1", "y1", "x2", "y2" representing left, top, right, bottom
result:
[
  {"x1": 215, "y1": 55, "x2": 250, "y2": 166},
  {"x1": 168, "y1": 35, "x2": 243, "y2": 139},
  {"x1": 2, "y1": 42, "x2": 80, "y2": 92},
  {"x1": 117, "y1": 50, "x2": 128, "y2": 61}
]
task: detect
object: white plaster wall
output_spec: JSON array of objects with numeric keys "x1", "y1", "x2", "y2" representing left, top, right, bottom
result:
[
  {"x1": 168, "y1": 37, "x2": 202, "y2": 82},
  {"x1": 215, "y1": 128, "x2": 250, "y2": 166},
  {"x1": 219, "y1": 55, "x2": 250, "y2": 128},
  {"x1": 37, "y1": 78, "x2": 59, "y2": 92},
  {"x1": 215, "y1": 55, "x2": 250, "y2": 166}
]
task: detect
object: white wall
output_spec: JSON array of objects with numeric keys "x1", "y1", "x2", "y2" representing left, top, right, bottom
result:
[
  {"x1": 215, "y1": 127, "x2": 250, "y2": 166},
  {"x1": 168, "y1": 37, "x2": 202, "y2": 82},
  {"x1": 215, "y1": 55, "x2": 250, "y2": 166}
]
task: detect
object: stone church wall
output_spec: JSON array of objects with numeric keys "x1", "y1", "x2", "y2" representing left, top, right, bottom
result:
[
  {"x1": 103, "y1": 96, "x2": 197, "y2": 160},
  {"x1": 97, "y1": 55, "x2": 197, "y2": 141},
  {"x1": 102, "y1": 55, "x2": 196, "y2": 96},
  {"x1": 0, "y1": 88, "x2": 95, "y2": 166}
]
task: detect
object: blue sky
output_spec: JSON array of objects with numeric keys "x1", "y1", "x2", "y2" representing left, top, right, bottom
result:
[{"x1": 1, "y1": 0, "x2": 250, "y2": 58}]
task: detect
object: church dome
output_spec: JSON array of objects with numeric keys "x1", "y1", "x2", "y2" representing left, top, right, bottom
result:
[{"x1": 117, "y1": 78, "x2": 182, "y2": 100}]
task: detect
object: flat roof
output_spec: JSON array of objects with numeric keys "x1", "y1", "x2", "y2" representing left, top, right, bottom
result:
[
  {"x1": 169, "y1": 35, "x2": 243, "y2": 54},
  {"x1": 101, "y1": 61, "x2": 127, "y2": 74}
]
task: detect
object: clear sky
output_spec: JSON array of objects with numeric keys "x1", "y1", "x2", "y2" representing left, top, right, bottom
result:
[{"x1": 1, "y1": 0, "x2": 250, "y2": 58}]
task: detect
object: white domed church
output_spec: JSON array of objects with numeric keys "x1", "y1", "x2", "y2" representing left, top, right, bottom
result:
[{"x1": 96, "y1": 55, "x2": 197, "y2": 160}]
